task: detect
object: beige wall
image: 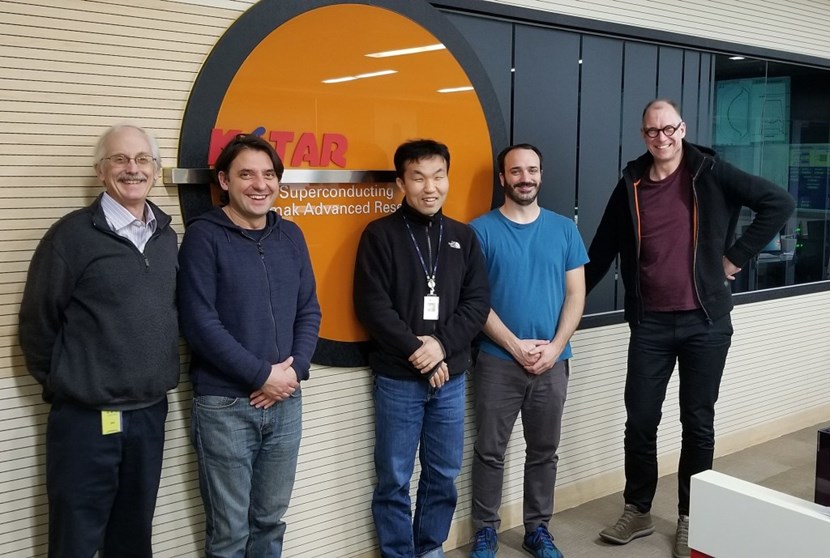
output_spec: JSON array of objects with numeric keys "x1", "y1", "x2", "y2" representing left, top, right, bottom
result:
[{"x1": 1, "y1": 1, "x2": 829, "y2": 556}]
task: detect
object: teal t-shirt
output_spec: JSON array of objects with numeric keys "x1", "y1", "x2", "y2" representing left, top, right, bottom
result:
[{"x1": 470, "y1": 208, "x2": 589, "y2": 362}]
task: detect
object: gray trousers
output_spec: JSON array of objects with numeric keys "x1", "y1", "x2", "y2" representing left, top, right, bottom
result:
[{"x1": 471, "y1": 352, "x2": 569, "y2": 532}]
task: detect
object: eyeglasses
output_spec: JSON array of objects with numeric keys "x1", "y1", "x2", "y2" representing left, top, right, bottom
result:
[
  {"x1": 101, "y1": 154, "x2": 157, "y2": 167},
  {"x1": 643, "y1": 122, "x2": 684, "y2": 138}
]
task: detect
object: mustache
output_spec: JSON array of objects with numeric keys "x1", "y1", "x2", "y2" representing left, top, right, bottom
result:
[
  {"x1": 511, "y1": 181, "x2": 537, "y2": 188},
  {"x1": 118, "y1": 172, "x2": 148, "y2": 181}
]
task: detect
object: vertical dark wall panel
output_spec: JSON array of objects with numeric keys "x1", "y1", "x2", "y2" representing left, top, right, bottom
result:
[
  {"x1": 657, "y1": 46, "x2": 684, "y2": 103},
  {"x1": 446, "y1": 9, "x2": 719, "y2": 315},
  {"x1": 513, "y1": 25, "x2": 580, "y2": 218},
  {"x1": 616, "y1": 41, "x2": 659, "y2": 312},
  {"x1": 443, "y1": 13, "x2": 513, "y2": 152},
  {"x1": 698, "y1": 54, "x2": 714, "y2": 145},
  {"x1": 580, "y1": 35, "x2": 624, "y2": 314},
  {"x1": 621, "y1": 42, "x2": 658, "y2": 167},
  {"x1": 682, "y1": 51, "x2": 701, "y2": 144}
]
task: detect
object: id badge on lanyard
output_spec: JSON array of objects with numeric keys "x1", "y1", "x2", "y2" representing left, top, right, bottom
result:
[
  {"x1": 423, "y1": 294, "x2": 440, "y2": 320},
  {"x1": 403, "y1": 214, "x2": 444, "y2": 321}
]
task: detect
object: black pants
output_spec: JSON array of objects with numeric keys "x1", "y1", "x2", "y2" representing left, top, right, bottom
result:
[
  {"x1": 623, "y1": 310, "x2": 732, "y2": 515},
  {"x1": 46, "y1": 398, "x2": 168, "y2": 558}
]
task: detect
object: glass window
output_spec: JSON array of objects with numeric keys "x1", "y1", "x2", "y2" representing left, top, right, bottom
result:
[{"x1": 713, "y1": 55, "x2": 830, "y2": 291}]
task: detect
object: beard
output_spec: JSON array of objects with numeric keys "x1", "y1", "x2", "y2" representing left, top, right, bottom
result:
[{"x1": 502, "y1": 180, "x2": 540, "y2": 206}]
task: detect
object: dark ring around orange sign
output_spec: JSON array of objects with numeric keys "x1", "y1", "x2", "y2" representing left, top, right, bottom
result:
[{"x1": 177, "y1": 0, "x2": 507, "y2": 367}]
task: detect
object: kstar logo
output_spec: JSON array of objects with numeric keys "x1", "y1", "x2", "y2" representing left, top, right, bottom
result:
[
  {"x1": 178, "y1": 1, "x2": 505, "y2": 366},
  {"x1": 208, "y1": 127, "x2": 348, "y2": 168}
]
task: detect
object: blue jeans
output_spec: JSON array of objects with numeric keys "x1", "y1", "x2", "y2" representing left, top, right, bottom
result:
[
  {"x1": 192, "y1": 391, "x2": 302, "y2": 558},
  {"x1": 372, "y1": 374, "x2": 466, "y2": 558},
  {"x1": 624, "y1": 310, "x2": 733, "y2": 515}
]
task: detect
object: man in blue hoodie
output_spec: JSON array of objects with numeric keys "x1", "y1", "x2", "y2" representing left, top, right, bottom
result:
[{"x1": 178, "y1": 134, "x2": 321, "y2": 558}]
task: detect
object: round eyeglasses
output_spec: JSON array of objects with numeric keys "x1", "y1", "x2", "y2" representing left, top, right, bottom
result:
[
  {"x1": 643, "y1": 122, "x2": 684, "y2": 138},
  {"x1": 101, "y1": 154, "x2": 157, "y2": 167}
]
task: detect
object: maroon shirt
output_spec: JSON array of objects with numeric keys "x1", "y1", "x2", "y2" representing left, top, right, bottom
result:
[{"x1": 636, "y1": 161, "x2": 700, "y2": 312}]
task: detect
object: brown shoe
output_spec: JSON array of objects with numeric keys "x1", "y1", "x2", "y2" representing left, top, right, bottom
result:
[{"x1": 599, "y1": 504, "x2": 655, "y2": 544}]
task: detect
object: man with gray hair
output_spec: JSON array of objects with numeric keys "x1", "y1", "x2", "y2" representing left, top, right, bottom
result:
[{"x1": 19, "y1": 124, "x2": 180, "y2": 557}]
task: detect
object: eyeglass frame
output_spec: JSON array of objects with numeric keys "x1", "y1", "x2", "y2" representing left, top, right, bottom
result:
[
  {"x1": 642, "y1": 122, "x2": 684, "y2": 138},
  {"x1": 99, "y1": 154, "x2": 158, "y2": 167}
]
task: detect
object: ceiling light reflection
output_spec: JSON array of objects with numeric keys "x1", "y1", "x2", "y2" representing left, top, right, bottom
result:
[
  {"x1": 366, "y1": 43, "x2": 445, "y2": 58},
  {"x1": 323, "y1": 69, "x2": 397, "y2": 84},
  {"x1": 437, "y1": 86, "x2": 474, "y2": 93}
]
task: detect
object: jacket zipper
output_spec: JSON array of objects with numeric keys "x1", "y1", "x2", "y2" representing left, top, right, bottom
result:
[
  {"x1": 93, "y1": 216, "x2": 159, "y2": 272},
  {"x1": 629, "y1": 174, "x2": 644, "y2": 323},
  {"x1": 425, "y1": 220, "x2": 437, "y2": 333},
  {"x1": 245, "y1": 227, "x2": 280, "y2": 354},
  {"x1": 690, "y1": 158, "x2": 712, "y2": 323}
]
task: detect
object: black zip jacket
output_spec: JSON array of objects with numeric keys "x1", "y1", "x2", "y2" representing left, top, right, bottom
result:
[
  {"x1": 585, "y1": 141, "x2": 795, "y2": 323},
  {"x1": 353, "y1": 200, "x2": 490, "y2": 380},
  {"x1": 18, "y1": 195, "x2": 180, "y2": 409}
]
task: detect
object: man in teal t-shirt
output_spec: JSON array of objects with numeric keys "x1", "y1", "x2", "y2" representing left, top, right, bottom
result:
[{"x1": 468, "y1": 144, "x2": 588, "y2": 558}]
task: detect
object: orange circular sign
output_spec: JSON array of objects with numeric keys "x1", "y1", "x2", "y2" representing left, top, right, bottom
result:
[{"x1": 180, "y1": 1, "x2": 506, "y2": 365}]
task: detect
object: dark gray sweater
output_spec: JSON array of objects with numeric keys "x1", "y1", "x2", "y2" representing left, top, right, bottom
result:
[{"x1": 19, "y1": 195, "x2": 180, "y2": 409}]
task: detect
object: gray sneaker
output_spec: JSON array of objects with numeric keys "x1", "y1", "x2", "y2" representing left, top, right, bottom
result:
[
  {"x1": 673, "y1": 515, "x2": 690, "y2": 558},
  {"x1": 598, "y1": 504, "x2": 655, "y2": 544}
]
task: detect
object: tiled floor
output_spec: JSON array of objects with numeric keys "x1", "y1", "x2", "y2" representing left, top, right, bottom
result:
[{"x1": 446, "y1": 422, "x2": 826, "y2": 558}]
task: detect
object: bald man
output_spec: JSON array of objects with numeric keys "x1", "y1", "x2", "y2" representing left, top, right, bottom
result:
[{"x1": 585, "y1": 100, "x2": 794, "y2": 558}]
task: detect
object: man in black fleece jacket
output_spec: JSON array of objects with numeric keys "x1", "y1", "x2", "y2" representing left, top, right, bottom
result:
[
  {"x1": 354, "y1": 139, "x2": 489, "y2": 558},
  {"x1": 19, "y1": 124, "x2": 179, "y2": 558},
  {"x1": 587, "y1": 100, "x2": 794, "y2": 558}
]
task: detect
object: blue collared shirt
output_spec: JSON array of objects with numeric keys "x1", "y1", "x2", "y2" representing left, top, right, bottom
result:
[{"x1": 101, "y1": 193, "x2": 157, "y2": 253}]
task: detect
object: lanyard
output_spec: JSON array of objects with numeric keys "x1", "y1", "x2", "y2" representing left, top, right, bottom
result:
[{"x1": 402, "y1": 213, "x2": 443, "y2": 295}]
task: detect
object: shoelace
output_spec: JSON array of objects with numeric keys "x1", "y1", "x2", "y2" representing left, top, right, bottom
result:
[
  {"x1": 676, "y1": 519, "x2": 689, "y2": 545},
  {"x1": 530, "y1": 528, "x2": 555, "y2": 549},
  {"x1": 615, "y1": 509, "x2": 639, "y2": 529},
  {"x1": 472, "y1": 529, "x2": 493, "y2": 550}
]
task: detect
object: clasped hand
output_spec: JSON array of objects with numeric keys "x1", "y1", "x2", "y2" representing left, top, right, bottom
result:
[
  {"x1": 512, "y1": 339, "x2": 559, "y2": 375},
  {"x1": 409, "y1": 335, "x2": 449, "y2": 388},
  {"x1": 250, "y1": 356, "x2": 298, "y2": 409}
]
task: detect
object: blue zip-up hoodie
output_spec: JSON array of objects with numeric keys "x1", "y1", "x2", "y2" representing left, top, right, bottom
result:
[{"x1": 177, "y1": 207, "x2": 321, "y2": 396}]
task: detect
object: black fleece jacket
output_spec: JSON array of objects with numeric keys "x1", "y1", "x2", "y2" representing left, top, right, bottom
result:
[
  {"x1": 585, "y1": 141, "x2": 795, "y2": 323},
  {"x1": 18, "y1": 195, "x2": 180, "y2": 409},
  {"x1": 353, "y1": 200, "x2": 490, "y2": 380}
]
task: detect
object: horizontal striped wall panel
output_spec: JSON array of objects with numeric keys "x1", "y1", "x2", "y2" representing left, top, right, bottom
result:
[{"x1": 484, "y1": 0, "x2": 830, "y2": 60}]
